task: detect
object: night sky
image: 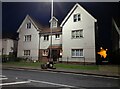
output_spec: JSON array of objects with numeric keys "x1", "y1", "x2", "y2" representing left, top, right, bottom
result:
[{"x1": 2, "y1": 2, "x2": 119, "y2": 50}]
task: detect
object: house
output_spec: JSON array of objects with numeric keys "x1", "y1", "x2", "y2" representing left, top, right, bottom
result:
[
  {"x1": 0, "y1": 38, "x2": 17, "y2": 56},
  {"x1": 60, "y1": 3, "x2": 97, "y2": 63},
  {"x1": 39, "y1": 16, "x2": 62, "y2": 62},
  {"x1": 17, "y1": 15, "x2": 62, "y2": 62},
  {"x1": 112, "y1": 18, "x2": 120, "y2": 51},
  {"x1": 17, "y1": 15, "x2": 42, "y2": 61},
  {"x1": 17, "y1": 3, "x2": 97, "y2": 63},
  {"x1": 111, "y1": 17, "x2": 120, "y2": 64}
]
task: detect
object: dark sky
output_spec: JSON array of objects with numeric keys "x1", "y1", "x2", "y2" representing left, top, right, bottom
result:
[{"x1": 2, "y1": 2, "x2": 120, "y2": 49}]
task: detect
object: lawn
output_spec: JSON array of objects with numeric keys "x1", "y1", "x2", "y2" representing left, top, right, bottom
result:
[
  {"x1": 2, "y1": 61, "x2": 42, "y2": 68},
  {"x1": 3, "y1": 61, "x2": 99, "y2": 70},
  {"x1": 54, "y1": 63, "x2": 99, "y2": 70}
]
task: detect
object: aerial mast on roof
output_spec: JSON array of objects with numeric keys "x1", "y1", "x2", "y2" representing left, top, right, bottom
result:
[{"x1": 49, "y1": 0, "x2": 53, "y2": 62}]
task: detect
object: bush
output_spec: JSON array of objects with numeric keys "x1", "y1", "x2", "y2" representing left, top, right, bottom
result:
[{"x1": 14, "y1": 57, "x2": 23, "y2": 62}]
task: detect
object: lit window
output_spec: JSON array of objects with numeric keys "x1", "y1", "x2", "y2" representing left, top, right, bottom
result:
[
  {"x1": 24, "y1": 35, "x2": 31, "y2": 41},
  {"x1": 44, "y1": 35, "x2": 49, "y2": 41},
  {"x1": 26, "y1": 23, "x2": 31, "y2": 29},
  {"x1": 72, "y1": 30, "x2": 83, "y2": 39},
  {"x1": 42, "y1": 50, "x2": 48, "y2": 56},
  {"x1": 24, "y1": 50, "x2": 30, "y2": 56},
  {"x1": 73, "y1": 14, "x2": 81, "y2": 22},
  {"x1": 72, "y1": 49, "x2": 83, "y2": 57}
]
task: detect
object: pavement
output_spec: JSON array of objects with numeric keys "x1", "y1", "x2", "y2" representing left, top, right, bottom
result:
[{"x1": 2, "y1": 65, "x2": 120, "y2": 78}]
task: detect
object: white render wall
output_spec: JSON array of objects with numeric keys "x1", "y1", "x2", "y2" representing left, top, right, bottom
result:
[
  {"x1": 17, "y1": 19, "x2": 39, "y2": 60},
  {"x1": 40, "y1": 34, "x2": 62, "y2": 49},
  {"x1": 62, "y1": 6, "x2": 96, "y2": 63},
  {"x1": 2, "y1": 39, "x2": 14, "y2": 55}
]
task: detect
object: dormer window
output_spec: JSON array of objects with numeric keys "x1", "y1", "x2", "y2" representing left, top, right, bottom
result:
[
  {"x1": 26, "y1": 23, "x2": 31, "y2": 29},
  {"x1": 52, "y1": 21, "x2": 57, "y2": 28},
  {"x1": 73, "y1": 13, "x2": 81, "y2": 22},
  {"x1": 49, "y1": 16, "x2": 58, "y2": 28}
]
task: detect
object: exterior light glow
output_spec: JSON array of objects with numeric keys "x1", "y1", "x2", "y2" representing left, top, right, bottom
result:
[{"x1": 98, "y1": 47, "x2": 108, "y2": 58}]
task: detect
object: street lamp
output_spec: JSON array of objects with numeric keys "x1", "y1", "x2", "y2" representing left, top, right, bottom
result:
[{"x1": 49, "y1": 0, "x2": 53, "y2": 62}]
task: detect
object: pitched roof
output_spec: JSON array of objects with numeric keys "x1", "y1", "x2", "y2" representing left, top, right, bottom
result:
[
  {"x1": 49, "y1": 16, "x2": 58, "y2": 22},
  {"x1": 40, "y1": 27, "x2": 61, "y2": 34},
  {"x1": 17, "y1": 15, "x2": 43, "y2": 33},
  {"x1": 60, "y1": 3, "x2": 97, "y2": 27}
]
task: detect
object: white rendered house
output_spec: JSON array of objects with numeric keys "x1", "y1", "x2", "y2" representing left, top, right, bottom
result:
[
  {"x1": 17, "y1": 15, "x2": 62, "y2": 61},
  {"x1": 17, "y1": 15, "x2": 41, "y2": 61},
  {"x1": 60, "y1": 3, "x2": 97, "y2": 63},
  {"x1": 17, "y1": 3, "x2": 97, "y2": 63},
  {"x1": 0, "y1": 38, "x2": 17, "y2": 56}
]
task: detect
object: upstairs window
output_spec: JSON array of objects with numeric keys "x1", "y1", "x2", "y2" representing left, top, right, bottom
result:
[
  {"x1": 24, "y1": 35, "x2": 31, "y2": 41},
  {"x1": 26, "y1": 23, "x2": 31, "y2": 29},
  {"x1": 72, "y1": 30, "x2": 83, "y2": 39},
  {"x1": 44, "y1": 35, "x2": 49, "y2": 41},
  {"x1": 52, "y1": 21, "x2": 57, "y2": 28},
  {"x1": 73, "y1": 13, "x2": 81, "y2": 22},
  {"x1": 55, "y1": 34, "x2": 60, "y2": 39}
]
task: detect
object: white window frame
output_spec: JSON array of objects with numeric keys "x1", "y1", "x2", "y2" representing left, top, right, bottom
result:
[
  {"x1": 24, "y1": 35, "x2": 31, "y2": 42},
  {"x1": 71, "y1": 49, "x2": 84, "y2": 57},
  {"x1": 72, "y1": 29, "x2": 83, "y2": 39},
  {"x1": 52, "y1": 21, "x2": 57, "y2": 28},
  {"x1": 73, "y1": 13, "x2": 81, "y2": 22},
  {"x1": 55, "y1": 34, "x2": 60, "y2": 39},
  {"x1": 42, "y1": 50, "x2": 48, "y2": 56},
  {"x1": 26, "y1": 22, "x2": 31, "y2": 29},
  {"x1": 43, "y1": 35, "x2": 49, "y2": 41},
  {"x1": 24, "y1": 50, "x2": 30, "y2": 56}
]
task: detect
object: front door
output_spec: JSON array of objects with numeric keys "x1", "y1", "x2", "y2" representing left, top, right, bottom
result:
[{"x1": 52, "y1": 50, "x2": 59, "y2": 62}]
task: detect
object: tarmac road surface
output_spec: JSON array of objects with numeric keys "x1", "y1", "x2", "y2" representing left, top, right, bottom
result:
[{"x1": 1, "y1": 69, "x2": 120, "y2": 89}]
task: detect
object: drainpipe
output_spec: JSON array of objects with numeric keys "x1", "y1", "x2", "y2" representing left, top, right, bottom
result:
[{"x1": 38, "y1": 32, "x2": 41, "y2": 62}]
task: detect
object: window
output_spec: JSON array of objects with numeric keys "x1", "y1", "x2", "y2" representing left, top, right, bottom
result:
[
  {"x1": 42, "y1": 50, "x2": 48, "y2": 56},
  {"x1": 72, "y1": 30, "x2": 83, "y2": 39},
  {"x1": 44, "y1": 35, "x2": 49, "y2": 41},
  {"x1": 24, "y1": 35, "x2": 31, "y2": 41},
  {"x1": 73, "y1": 14, "x2": 81, "y2": 22},
  {"x1": 24, "y1": 50, "x2": 30, "y2": 56},
  {"x1": 26, "y1": 23, "x2": 31, "y2": 29},
  {"x1": 52, "y1": 21, "x2": 57, "y2": 28},
  {"x1": 55, "y1": 34, "x2": 60, "y2": 39},
  {"x1": 72, "y1": 49, "x2": 83, "y2": 57}
]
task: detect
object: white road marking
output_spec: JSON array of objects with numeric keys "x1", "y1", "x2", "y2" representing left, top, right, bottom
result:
[
  {"x1": 0, "y1": 75, "x2": 6, "y2": 77},
  {"x1": 90, "y1": 75, "x2": 119, "y2": 80},
  {"x1": 0, "y1": 80, "x2": 31, "y2": 86},
  {"x1": 15, "y1": 77, "x2": 18, "y2": 79},
  {"x1": 59, "y1": 72, "x2": 119, "y2": 80},
  {"x1": 0, "y1": 78, "x2": 8, "y2": 80},
  {"x1": 29, "y1": 79, "x2": 76, "y2": 88}
]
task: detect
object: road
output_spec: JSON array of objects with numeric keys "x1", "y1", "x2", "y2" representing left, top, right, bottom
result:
[{"x1": 1, "y1": 69, "x2": 120, "y2": 89}]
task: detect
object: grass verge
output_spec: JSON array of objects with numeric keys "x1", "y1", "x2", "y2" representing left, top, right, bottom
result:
[{"x1": 3, "y1": 61, "x2": 99, "y2": 70}]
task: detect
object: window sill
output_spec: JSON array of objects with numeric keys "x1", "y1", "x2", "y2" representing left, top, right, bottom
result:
[
  {"x1": 43, "y1": 40, "x2": 49, "y2": 42},
  {"x1": 72, "y1": 56, "x2": 84, "y2": 58},
  {"x1": 23, "y1": 41, "x2": 31, "y2": 42},
  {"x1": 55, "y1": 38, "x2": 60, "y2": 40},
  {"x1": 42, "y1": 55, "x2": 48, "y2": 57},
  {"x1": 71, "y1": 37, "x2": 84, "y2": 39}
]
